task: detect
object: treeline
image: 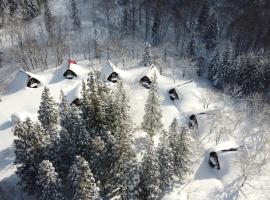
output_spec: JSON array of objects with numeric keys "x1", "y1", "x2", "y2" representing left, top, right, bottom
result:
[{"x1": 14, "y1": 72, "x2": 192, "y2": 200}]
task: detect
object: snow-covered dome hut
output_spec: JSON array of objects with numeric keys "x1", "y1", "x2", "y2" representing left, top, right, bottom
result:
[
  {"x1": 100, "y1": 61, "x2": 120, "y2": 83},
  {"x1": 9, "y1": 70, "x2": 43, "y2": 92},
  {"x1": 63, "y1": 59, "x2": 86, "y2": 79},
  {"x1": 168, "y1": 80, "x2": 193, "y2": 100},
  {"x1": 139, "y1": 65, "x2": 160, "y2": 89},
  {"x1": 66, "y1": 84, "x2": 82, "y2": 106}
]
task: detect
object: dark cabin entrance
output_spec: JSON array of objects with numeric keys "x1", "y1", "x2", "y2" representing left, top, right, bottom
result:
[
  {"x1": 189, "y1": 114, "x2": 198, "y2": 129},
  {"x1": 209, "y1": 151, "x2": 220, "y2": 170},
  {"x1": 27, "y1": 77, "x2": 41, "y2": 88},
  {"x1": 168, "y1": 88, "x2": 179, "y2": 100},
  {"x1": 71, "y1": 98, "x2": 82, "y2": 107},
  {"x1": 108, "y1": 72, "x2": 119, "y2": 83},
  {"x1": 63, "y1": 69, "x2": 77, "y2": 79},
  {"x1": 140, "y1": 76, "x2": 151, "y2": 89}
]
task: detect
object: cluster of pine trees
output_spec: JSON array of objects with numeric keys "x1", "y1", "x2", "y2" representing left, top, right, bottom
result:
[
  {"x1": 14, "y1": 72, "x2": 192, "y2": 199},
  {"x1": 183, "y1": 1, "x2": 270, "y2": 98}
]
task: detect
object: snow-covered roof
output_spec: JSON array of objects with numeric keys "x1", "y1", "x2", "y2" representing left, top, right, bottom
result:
[
  {"x1": 8, "y1": 70, "x2": 44, "y2": 92},
  {"x1": 142, "y1": 64, "x2": 160, "y2": 80},
  {"x1": 66, "y1": 83, "x2": 82, "y2": 104},
  {"x1": 100, "y1": 61, "x2": 120, "y2": 80},
  {"x1": 67, "y1": 63, "x2": 87, "y2": 77}
]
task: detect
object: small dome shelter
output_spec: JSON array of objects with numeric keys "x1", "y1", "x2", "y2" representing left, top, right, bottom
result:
[
  {"x1": 63, "y1": 59, "x2": 83, "y2": 79},
  {"x1": 9, "y1": 70, "x2": 43, "y2": 92},
  {"x1": 66, "y1": 84, "x2": 82, "y2": 107},
  {"x1": 168, "y1": 80, "x2": 193, "y2": 101},
  {"x1": 139, "y1": 65, "x2": 160, "y2": 89},
  {"x1": 100, "y1": 61, "x2": 120, "y2": 83}
]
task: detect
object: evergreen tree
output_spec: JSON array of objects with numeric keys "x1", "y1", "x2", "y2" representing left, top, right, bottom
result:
[
  {"x1": 139, "y1": 136, "x2": 160, "y2": 199},
  {"x1": 186, "y1": 35, "x2": 196, "y2": 59},
  {"x1": 157, "y1": 130, "x2": 174, "y2": 192},
  {"x1": 68, "y1": 156, "x2": 100, "y2": 200},
  {"x1": 37, "y1": 160, "x2": 64, "y2": 200},
  {"x1": 142, "y1": 73, "x2": 163, "y2": 137},
  {"x1": 215, "y1": 46, "x2": 232, "y2": 89},
  {"x1": 142, "y1": 42, "x2": 154, "y2": 66},
  {"x1": 8, "y1": 0, "x2": 19, "y2": 16},
  {"x1": 205, "y1": 12, "x2": 218, "y2": 51},
  {"x1": 44, "y1": 0, "x2": 54, "y2": 36},
  {"x1": 59, "y1": 90, "x2": 69, "y2": 128},
  {"x1": 122, "y1": 159, "x2": 140, "y2": 200},
  {"x1": 208, "y1": 51, "x2": 220, "y2": 81},
  {"x1": 70, "y1": 0, "x2": 81, "y2": 30},
  {"x1": 196, "y1": 1, "x2": 209, "y2": 38},
  {"x1": 168, "y1": 118, "x2": 192, "y2": 180},
  {"x1": 94, "y1": 37, "x2": 102, "y2": 59},
  {"x1": 21, "y1": 0, "x2": 40, "y2": 21},
  {"x1": 38, "y1": 87, "x2": 58, "y2": 135},
  {"x1": 14, "y1": 119, "x2": 46, "y2": 194}
]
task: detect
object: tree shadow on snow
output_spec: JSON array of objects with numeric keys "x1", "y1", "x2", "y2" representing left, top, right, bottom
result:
[
  {"x1": 0, "y1": 121, "x2": 12, "y2": 131},
  {"x1": 194, "y1": 154, "x2": 218, "y2": 180},
  {"x1": 0, "y1": 174, "x2": 33, "y2": 200},
  {"x1": 0, "y1": 145, "x2": 15, "y2": 172}
]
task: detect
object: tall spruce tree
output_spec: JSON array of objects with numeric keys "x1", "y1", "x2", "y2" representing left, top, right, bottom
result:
[
  {"x1": 14, "y1": 119, "x2": 46, "y2": 195},
  {"x1": 70, "y1": 0, "x2": 81, "y2": 30},
  {"x1": 205, "y1": 12, "x2": 218, "y2": 51},
  {"x1": 139, "y1": 136, "x2": 160, "y2": 199},
  {"x1": 186, "y1": 36, "x2": 196, "y2": 59},
  {"x1": 37, "y1": 160, "x2": 64, "y2": 200},
  {"x1": 21, "y1": 0, "x2": 40, "y2": 21},
  {"x1": 196, "y1": 1, "x2": 209, "y2": 39},
  {"x1": 142, "y1": 42, "x2": 154, "y2": 66},
  {"x1": 208, "y1": 51, "x2": 220, "y2": 81},
  {"x1": 111, "y1": 81, "x2": 136, "y2": 193},
  {"x1": 215, "y1": 46, "x2": 232, "y2": 89},
  {"x1": 68, "y1": 156, "x2": 100, "y2": 200},
  {"x1": 142, "y1": 73, "x2": 163, "y2": 137},
  {"x1": 157, "y1": 130, "x2": 174, "y2": 192},
  {"x1": 168, "y1": 118, "x2": 192, "y2": 180},
  {"x1": 38, "y1": 87, "x2": 58, "y2": 135},
  {"x1": 44, "y1": 0, "x2": 54, "y2": 36}
]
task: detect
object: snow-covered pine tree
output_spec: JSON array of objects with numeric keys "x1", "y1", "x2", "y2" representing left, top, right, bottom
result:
[
  {"x1": 70, "y1": 0, "x2": 81, "y2": 30},
  {"x1": 168, "y1": 118, "x2": 192, "y2": 180},
  {"x1": 157, "y1": 130, "x2": 174, "y2": 192},
  {"x1": 186, "y1": 35, "x2": 196, "y2": 60},
  {"x1": 21, "y1": 0, "x2": 40, "y2": 21},
  {"x1": 215, "y1": 46, "x2": 232, "y2": 89},
  {"x1": 8, "y1": 0, "x2": 19, "y2": 16},
  {"x1": 139, "y1": 136, "x2": 160, "y2": 199},
  {"x1": 205, "y1": 12, "x2": 218, "y2": 51},
  {"x1": 58, "y1": 105, "x2": 90, "y2": 179},
  {"x1": 94, "y1": 37, "x2": 102, "y2": 59},
  {"x1": 122, "y1": 159, "x2": 140, "y2": 200},
  {"x1": 208, "y1": 51, "x2": 220, "y2": 82},
  {"x1": 142, "y1": 42, "x2": 154, "y2": 66},
  {"x1": 38, "y1": 87, "x2": 58, "y2": 136},
  {"x1": 110, "y1": 81, "x2": 136, "y2": 193},
  {"x1": 142, "y1": 73, "x2": 163, "y2": 137},
  {"x1": 37, "y1": 160, "x2": 64, "y2": 200},
  {"x1": 59, "y1": 90, "x2": 69, "y2": 128},
  {"x1": 14, "y1": 119, "x2": 46, "y2": 195},
  {"x1": 44, "y1": 0, "x2": 54, "y2": 36},
  {"x1": 68, "y1": 156, "x2": 100, "y2": 200},
  {"x1": 196, "y1": 1, "x2": 209, "y2": 38}
]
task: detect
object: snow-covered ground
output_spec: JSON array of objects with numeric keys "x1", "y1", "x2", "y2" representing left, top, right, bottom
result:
[{"x1": 0, "y1": 59, "x2": 269, "y2": 200}]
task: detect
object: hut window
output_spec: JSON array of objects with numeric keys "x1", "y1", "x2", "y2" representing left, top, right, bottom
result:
[
  {"x1": 189, "y1": 114, "x2": 198, "y2": 129},
  {"x1": 27, "y1": 78, "x2": 40, "y2": 88},
  {"x1": 71, "y1": 98, "x2": 82, "y2": 107},
  {"x1": 209, "y1": 151, "x2": 220, "y2": 170},
  {"x1": 63, "y1": 69, "x2": 77, "y2": 79},
  {"x1": 108, "y1": 72, "x2": 119, "y2": 83},
  {"x1": 140, "y1": 76, "x2": 151, "y2": 89},
  {"x1": 168, "y1": 88, "x2": 179, "y2": 100}
]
